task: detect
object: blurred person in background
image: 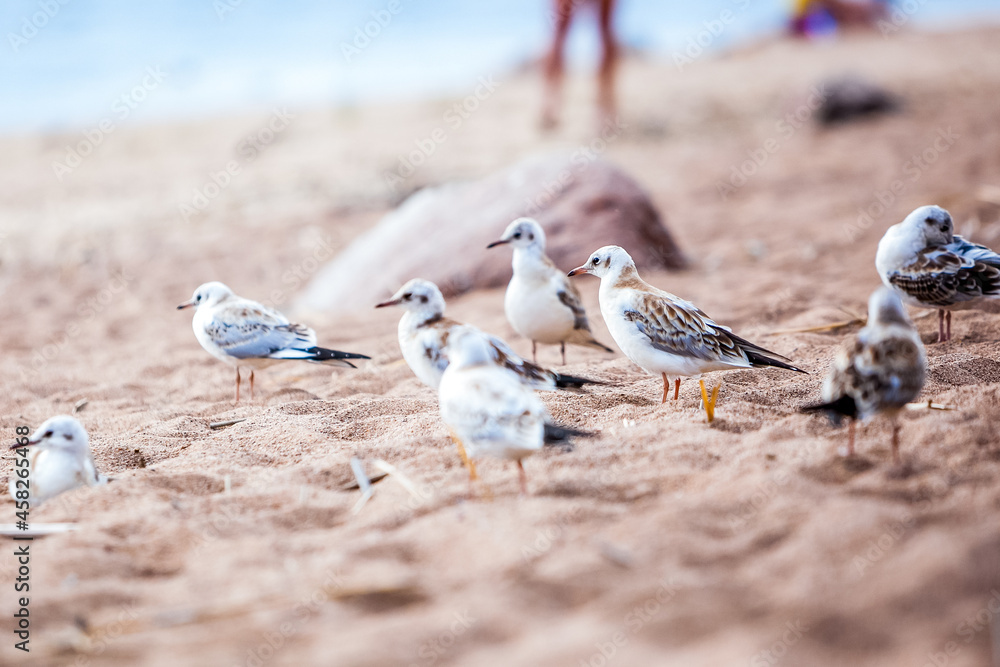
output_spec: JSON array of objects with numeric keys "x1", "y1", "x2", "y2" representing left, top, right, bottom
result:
[{"x1": 541, "y1": 0, "x2": 619, "y2": 130}]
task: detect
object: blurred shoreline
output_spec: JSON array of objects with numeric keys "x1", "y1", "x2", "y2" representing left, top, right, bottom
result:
[{"x1": 3, "y1": 0, "x2": 1000, "y2": 134}]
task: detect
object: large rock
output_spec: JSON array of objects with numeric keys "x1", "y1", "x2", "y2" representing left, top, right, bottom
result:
[{"x1": 296, "y1": 153, "x2": 685, "y2": 314}]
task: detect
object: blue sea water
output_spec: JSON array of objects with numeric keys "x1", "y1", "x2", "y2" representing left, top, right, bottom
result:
[{"x1": 2, "y1": 0, "x2": 998, "y2": 132}]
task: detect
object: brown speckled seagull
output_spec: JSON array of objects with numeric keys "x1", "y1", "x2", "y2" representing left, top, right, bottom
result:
[{"x1": 568, "y1": 245, "x2": 805, "y2": 422}]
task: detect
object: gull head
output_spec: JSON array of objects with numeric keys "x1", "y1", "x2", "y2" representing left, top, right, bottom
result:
[
  {"x1": 177, "y1": 281, "x2": 234, "y2": 310},
  {"x1": 568, "y1": 245, "x2": 634, "y2": 280},
  {"x1": 375, "y1": 279, "x2": 445, "y2": 317},
  {"x1": 487, "y1": 217, "x2": 546, "y2": 251},
  {"x1": 446, "y1": 328, "x2": 492, "y2": 369},
  {"x1": 867, "y1": 286, "x2": 911, "y2": 328},
  {"x1": 899, "y1": 205, "x2": 953, "y2": 247},
  {"x1": 16, "y1": 415, "x2": 89, "y2": 453}
]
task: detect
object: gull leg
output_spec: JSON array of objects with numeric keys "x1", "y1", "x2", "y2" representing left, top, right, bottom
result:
[
  {"x1": 532, "y1": 341, "x2": 538, "y2": 364},
  {"x1": 946, "y1": 311, "x2": 952, "y2": 342},
  {"x1": 516, "y1": 459, "x2": 528, "y2": 496},
  {"x1": 561, "y1": 342, "x2": 566, "y2": 366},
  {"x1": 660, "y1": 373, "x2": 669, "y2": 404},
  {"x1": 234, "y1": 368, "x2": 241, "y2": 404},
  {"x1": 699, "y1": 380, "x2": 720, "y2": 423},
  {"x1": 891, "y1": 420, "x2": 901, "y2": 465},
  {"x1": 937, "y1": 310, "x2": 946, "y2": 343},
  {"x1": 448, "y1": 428, "x2": 478, "y2": 482},
  {"x1": 249, "y1": 370, "x2": 255, "y2": 401},
  {"x1": 674, "y1": 378, "x2": 681, "y2": 401},
  {"x1": 847, "y1": 420, "x2": 856, "y2": 457}
]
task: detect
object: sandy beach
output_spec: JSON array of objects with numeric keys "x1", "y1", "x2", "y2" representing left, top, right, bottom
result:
[{"x1": 3, "y1": 24, "x2": 1000, "y2": 667}]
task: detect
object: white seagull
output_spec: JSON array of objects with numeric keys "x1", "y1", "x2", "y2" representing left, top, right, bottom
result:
[
  {"x1": 10, "y1": 416, "x2": 107, "y2": 507},
  {"x1": 178, "y1": 282, "x2": 369, "y2": 402},
  {"x1": 439, "y1": 328, "x2": 550, "y2": 494},
  {"x1": 487, "y1": 218, "x2": 612, "y2": 364},
  {"x1": 374, "y1": 278, "x2": 597, "y2": 394},
  {"x1": 802, "y1": 287, "x2": 926, "y2": 463},
  {"x1": 876, "y1": 205, "x2": 1000, "y2": 342},
  {"x1": 569, "y1": 246, "x2": 805, "y2": 421},
  {"x1": 375, "y1": 279, "x2": 593, "y2": 466}
]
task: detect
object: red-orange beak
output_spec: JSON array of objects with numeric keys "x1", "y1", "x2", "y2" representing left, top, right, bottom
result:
[{"x1": 567, "y1": 265, "x2": 591, "y2": 277}]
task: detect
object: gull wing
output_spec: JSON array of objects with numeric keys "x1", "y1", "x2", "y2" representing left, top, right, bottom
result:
[
  {"x1": 203, "y1": 300, "x2": 317, "y2": 359},
  {"x1": 623, "y1": 292, "x2": 748, "y2": 364},
  {"x1": 888, "y1": 241, "x2": 1000, "y2": 307}
]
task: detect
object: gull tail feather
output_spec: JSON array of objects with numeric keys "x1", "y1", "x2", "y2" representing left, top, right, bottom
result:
[
  {"x1": 728, "y1": 332, "x2": 807, "y2": 374},
  {"x1": 294, "y1": 346, "x2": 370, "y2": 368},
  {"x1": 568, "y1": 329, "x2": 615, "y2": 353},
  {"x1": 553, "y1": 372, "x2": 605, "y2": 389},
  {"x1": 801, "y1": 395, "x2": 857, "y2": 426}
]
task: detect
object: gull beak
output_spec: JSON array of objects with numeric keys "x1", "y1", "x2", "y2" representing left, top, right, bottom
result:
[
  {"x1": 567, "y1": 265, "x2": 591, "y2": 277},
  {"x1": 177, "y1": 300, "x2": 195, "y2": 310},
  {"x1": 486, "y1": 239, "x2": 509, "y2": 249},
  {"x1": 12, "y1": 437, "x2": 39, "y2": 450},
  {"x1": 375, "y1": 298, "x2": 402, "y2": 309}
]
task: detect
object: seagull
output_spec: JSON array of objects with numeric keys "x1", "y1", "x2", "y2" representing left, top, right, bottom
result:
[
  {"x1": 178, "y1": 281, "x2": 369, "y2": 402},
  {"x1": 375, "y1": 278, "x2": 598, "y2": 393},
  {"x1": 487, "y1": 218, "x2": 613, "y2": 364},
  {"x1": 375, "y1": 278, "x2": 593, "y2": 467},
  {"x1": 568, "y1": 246, "x2": 805, "y2": 421},
  {"x1": 439, "y1": 328, "x2": 553, "y2": 494},
  {"x1": 10, "y1": 416, "x2": 107, "y2": 507},
  {"x1": 801, "y1": 287, "x2": 926, "y2": 463},
  {"x1": 876, "y1": 205, "x2": 1000, "y2": 342}
]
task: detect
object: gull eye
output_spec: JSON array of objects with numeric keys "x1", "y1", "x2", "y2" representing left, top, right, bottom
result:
[
  {"x1": 592, "y1": 257, "x2": 600, "y2": 266},
  {"x1": 924, "y1": 218, "x2": 934, "y2": 225},
  {"x1": 513, "y1": 232, "x2": 522, "y2": 239},
  {"x1": 402, "y1": 293, "x2": 412, "y2": 300},
  {"x1": 43, "y1": 431, "x2": 53, "y2": 438}
]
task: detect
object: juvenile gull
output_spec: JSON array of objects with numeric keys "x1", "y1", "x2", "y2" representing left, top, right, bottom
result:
[
  {"x1": 178, "y1": 281, "x2": 369, "y2": 402},
  {"x1": 10, "y1": 416, "x2": 106, "y2": 507},
  {"x1": 375, "y1": 278, "x2": 597, "y2": 393},
  {"x1": 569, "y1": 245, "x2": 805, "y2": 421},
  {"x1": 439, "y1": 329, "x2": 553, "y2": 494},
  {"x1": 487, "y1": 218, "x2": 613, "y2": 364},
  {"x1": 375, "y1": 278, "x2": 593, "y2": 459},
  {"x1": 802, "y1": 287, "x2": 926, "y2": 463},
  {"x1": 876, "y1": 205, "x2": 1000, "y2": 342}
]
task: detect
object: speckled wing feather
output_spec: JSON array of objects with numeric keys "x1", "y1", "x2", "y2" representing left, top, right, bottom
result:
[
  {"x1": 204, "y1": 301, "x2": 316, "y2": 359},
  {"x1": 417, "y1": 316, "x2": 457, "y2": 380},
  {"x1": 424, "y1": 320, "x2": 560, "y2": 390},
  {"x1": 624, "y1": 293, "x2": 749, "y2": 364},
  {"x1": 487, "y1": 334, "x2": 560, "y2": 389},
  {"x1": 823, "y1": 334, "x2": 925, "y2": 422},
  {"x1": 556, "y1": 279, "x2": 592, "y2": 332},
  {"x1": 887, "y1": 238, "x2": 1000, "y2": 307}
]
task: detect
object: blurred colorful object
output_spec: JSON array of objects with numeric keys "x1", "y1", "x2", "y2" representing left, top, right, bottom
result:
[{"x1": 791, "y1": 0, "x2": 891, "y2": 37}]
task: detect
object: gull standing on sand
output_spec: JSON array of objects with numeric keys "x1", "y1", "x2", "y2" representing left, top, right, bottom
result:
[
  {"x1": 876, "y1": 205, "x2": 1000, "y2": 342},
  {"x1": 178, "y1": 282, "x2": 369, "y2": 402},
  {"x1": 801, "y1": 287, "x2": 926, "y2": 463},
  {"x1": 487, "y1": 218, "x2": 612, "y2": 364},
  {"x1": 375, "y1": 278, "x2": 597, "y2": 393},
  {"x1": 439, "y1": 329, "x2": 551, "y2": 494},
  {"x1": 376, "y1": 278, "x2": 593, "y2": 461},
  {"x1": 568, "y1": 246, "x2": 805, "y2": 421},
  {"x1": 10, "y1": 416, "x2": 107, "y2": 507}
]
